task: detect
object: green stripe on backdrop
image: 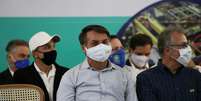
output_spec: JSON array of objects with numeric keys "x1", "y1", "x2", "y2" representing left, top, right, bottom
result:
[{"x1": 0, "y1": 17, "x2": 129, "y2": 71}]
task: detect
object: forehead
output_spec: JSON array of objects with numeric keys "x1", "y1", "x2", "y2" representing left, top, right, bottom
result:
[
  {"x1": 10, "y1": 46, "x2": 29, "y2": 54},
  {"x1": 111, "y1": 38, "x2": 122, "y2": 48},
  {"x1": 133, "y1": 44, "x2": 152, "y2": 53},
  {"x1": 111, "y1": 38, "x2": 122, "y2": 45},
  {"x1": 171, "y1": 32, "x2": 187, "y2": 43},
  {"x1": 86, "y1": 31, "x2": 109, "y2": 41}
]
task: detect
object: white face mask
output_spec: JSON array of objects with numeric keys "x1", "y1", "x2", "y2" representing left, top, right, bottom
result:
[
  {"x1": 86, "y1": 43, "x2": 112, "y2": 62},
  {"x1": 131, "y1": 53, "x2": 149, "y2": 68},
  {"x1": 176, "y1": 46, "x2": 193, "y2": 67}
]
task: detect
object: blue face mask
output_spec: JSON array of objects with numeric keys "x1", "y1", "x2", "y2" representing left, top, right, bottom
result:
[
  {"x1": 15, "y1": 59, "x2": 30, "y2": 69},
  {"x1": 109, "y1": 48, "x2": 126, "y2": 67}
]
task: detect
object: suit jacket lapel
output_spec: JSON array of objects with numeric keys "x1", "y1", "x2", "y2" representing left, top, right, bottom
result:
[
  {"x1": 5, "y1": 69, "x2": 13, "y2": 81},
  {"x1": 53, "y1": 66, "x2": 60, "y2": 100},
  {"x1": 31, "y1": 64, "x2": 49, "y2": 96}
]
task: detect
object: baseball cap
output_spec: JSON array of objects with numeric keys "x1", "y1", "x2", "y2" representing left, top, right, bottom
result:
[{"x1": 29, "y1": 31, "x2": 60, "y2": 52}]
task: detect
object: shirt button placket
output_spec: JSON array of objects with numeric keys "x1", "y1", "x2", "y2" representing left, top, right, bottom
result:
[
  {"x1": 173, "y1": 77, "x2": 180, "y2": 101},
  {"x1": 99, "y1": 71, "x2": 105, "y2": 101}
]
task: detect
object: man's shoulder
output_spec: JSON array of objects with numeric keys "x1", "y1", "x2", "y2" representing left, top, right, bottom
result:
[
  {"x1": 111, "y1": 63, "x2": 123, "y2": 70},
  {"x1": 0, "y1": 69, "x2": 14, "y2": 84},
  {"x1": 0, "y1": 69, "x2": 11, "y2": 79},
  {"x1": 54, "y1": 63, "x2": 69, "y2": 72},
  {"x1": 184, "y1": 66, "x2": 201, "y2": 76},
  {"x1": 122, "y1": 65, "x2": 133, "y2": 73},
  {"x1": 13, "y1": 65, "x2": 35, "y2": 82},
  {"x1": 62, "y1": 63, "x2": 82, "y2": 77},
  {"x1": 123, "y1": 64, "x2": 130, "y2": 69},
  {"x1": 137, "y1": 65, "x2": 160, "y2": 77},
  {"x1": 0, "y1": 69, "x2": 10, "y2": 76},
  {"x1": 63, "y1": 62, "x2": 124, "y2": 76},
  {"x1": 14, "y1": 65, "x2": 34, "y2": 76},
  {"x1": 111, "y1": 63, "x2": 130, "y2": 75}
]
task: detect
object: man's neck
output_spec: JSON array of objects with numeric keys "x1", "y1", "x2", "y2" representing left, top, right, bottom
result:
[
  {"x1": 162, "y1": 57, "x2": 181, "y2": 74},
  {"x1": 87, "y1": 58, "x2": 108, "y2": 71},
  {"x1": 35, "y1": 59, "x2": 52, "y2": 76},
  {"x1": 9, "y1": 66, "x2": 17, "y2": 73},
  {"x1": 9, "y1": 65, "x2": 16, "y2": 76}
]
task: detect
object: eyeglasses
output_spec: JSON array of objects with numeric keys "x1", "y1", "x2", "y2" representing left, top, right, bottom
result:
[{"x1": 168, "y1": 42, "x2": 189, "y2": 49}]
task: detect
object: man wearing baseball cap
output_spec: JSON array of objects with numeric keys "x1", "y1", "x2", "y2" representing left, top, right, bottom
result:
[{"x1": 14, "y1": 31, "x2": 68, "y2": 101}]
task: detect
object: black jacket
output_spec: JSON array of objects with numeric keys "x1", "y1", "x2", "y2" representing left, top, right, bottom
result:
[
  {"x1": 0, "y1": 69, "x2": 14, "y2": 85},
  {"x1": 13, "y1": 63, "x2": 68, "y2": 101}
]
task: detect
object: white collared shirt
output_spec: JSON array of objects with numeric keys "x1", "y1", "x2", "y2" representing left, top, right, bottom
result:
[
  {"x1": 8, "y1": 67, "x2": 14, "y2": 77},
  {"x1": 124, "y1": 58, "x2": 150, "y2": 85},
  {"x1": 34, "y1": 62, "x2": 56, "y2": 101}
]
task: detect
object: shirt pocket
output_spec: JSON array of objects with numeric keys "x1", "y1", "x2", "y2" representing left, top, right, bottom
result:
[{"x1": 181, "y1": 88, "x2": 198, "y2": 101}]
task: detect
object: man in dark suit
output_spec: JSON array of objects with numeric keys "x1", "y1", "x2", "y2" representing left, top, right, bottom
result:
[
  {"x1": 14, "y1": 32, "x2": 68, "y2": 101},
  {"x1": 0, "y1": 40, "x2": 30, "y2": 84},
  {"x1": 136, "y1": 26, "x2": 201, "y2": 101}
]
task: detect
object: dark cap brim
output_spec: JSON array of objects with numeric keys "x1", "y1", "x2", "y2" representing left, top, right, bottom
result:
[{"x1": 51, "y1": 35, "x2": 61, "y2": 43}]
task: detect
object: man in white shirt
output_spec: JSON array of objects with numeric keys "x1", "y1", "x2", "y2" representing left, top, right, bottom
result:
[
  {"x1": 57, "y1": 25, "x2": 137, "y2": 101},
  {"x1": 14, "y1": 32, "x2": 68, "y2": 101},
  {"x1": 125, "y1": 34, "x2": 154, "y2": 82}
]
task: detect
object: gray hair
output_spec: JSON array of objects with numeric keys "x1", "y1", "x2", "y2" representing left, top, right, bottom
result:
[
  {"x1": 6, "y1": 39, "x2": 29, "y2": 53},
  {"x1": 158, "y1": 25, "x2": 186, "y2": 57}
]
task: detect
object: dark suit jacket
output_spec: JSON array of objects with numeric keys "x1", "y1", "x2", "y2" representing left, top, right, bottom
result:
[
  {"x1": 13, "y1": 63, "x2": 68, "y2": 101},
  {"x1": 0, "y1": 69, "x2": 14, "y2": 85}
]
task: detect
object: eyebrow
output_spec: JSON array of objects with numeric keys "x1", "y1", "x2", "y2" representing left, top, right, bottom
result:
[
  {"x1": 102, "y1": 39, "x2": 109, "y2": 42},
  {"x1": 90, "y1": 39, "x2": 108, "y2": 42},
  {"x1": 18, "y1": 53, "x2": 30, "y2": 57}
]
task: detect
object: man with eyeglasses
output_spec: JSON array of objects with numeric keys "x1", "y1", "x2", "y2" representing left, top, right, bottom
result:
[{"x1": 136, "y1": 25, "x2": 201, "y2": 101}]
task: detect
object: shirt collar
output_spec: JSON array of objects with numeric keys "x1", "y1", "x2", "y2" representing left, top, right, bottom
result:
[
  {"x1": 80, "y1": 58, "x2": 116, "y2": 72},
  {"x1": 8, "y1": 64, "x2": 15, "y2": 77},
  {"x1": 159, "y1": 62, "x2": 184, "y2": 75},
  {"x1": 8, "y1": 67, "x2": 14, "y2": 77},
  {"x1": 34, "y1": 62, "x2": 56, "y2": 77}
]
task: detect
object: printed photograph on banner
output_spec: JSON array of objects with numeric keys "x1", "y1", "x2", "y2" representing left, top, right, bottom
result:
[{"x1": 118, "y1": 0, "x2": 201, "y2": 58}]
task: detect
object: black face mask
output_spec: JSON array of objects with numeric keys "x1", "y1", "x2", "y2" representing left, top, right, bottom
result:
[{"x1": 41, "y1": 50, "x2": 57, "y2": 66}]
